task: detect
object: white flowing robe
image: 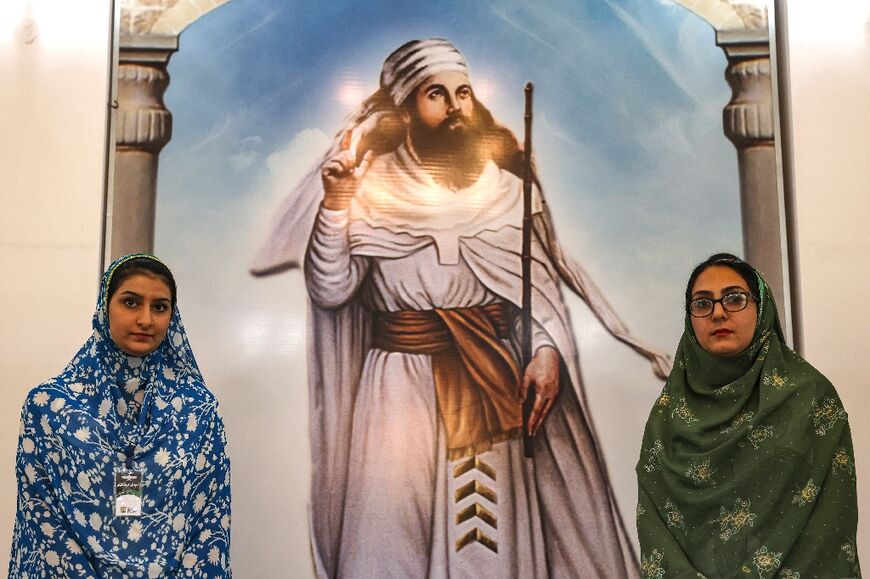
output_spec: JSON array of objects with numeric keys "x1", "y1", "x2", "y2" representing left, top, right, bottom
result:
[{"x1": 300, "y1": 146, "x2": 638, "y2": 578}]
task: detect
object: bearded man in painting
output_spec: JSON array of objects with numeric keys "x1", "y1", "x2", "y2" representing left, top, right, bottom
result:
[{"x1": 253, "y1": 38, "x2": 668, "y2": 578}]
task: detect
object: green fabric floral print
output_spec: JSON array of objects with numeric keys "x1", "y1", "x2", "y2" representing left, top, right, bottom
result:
[{"x1": 636, "y1": 269, "x2": 860, "y2": 578}]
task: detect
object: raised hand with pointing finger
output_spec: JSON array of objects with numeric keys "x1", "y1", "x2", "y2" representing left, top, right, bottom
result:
[{"x1": 321, "y1": 133, "x2": 374, "y2": 211}]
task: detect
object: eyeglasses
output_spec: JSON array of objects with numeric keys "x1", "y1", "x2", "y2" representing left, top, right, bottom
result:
[{"x1": 688, "y1": 292, "x2": 757, "y2": 318}]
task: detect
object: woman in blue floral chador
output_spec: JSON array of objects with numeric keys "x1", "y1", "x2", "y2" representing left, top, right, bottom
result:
[{"x1": 9, "y1": 254, "x2": 231, "y2": 578}]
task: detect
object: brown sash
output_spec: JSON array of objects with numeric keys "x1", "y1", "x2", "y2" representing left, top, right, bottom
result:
[{"x1": 372, "y1": 303, "x2": 523, "y2": 459}]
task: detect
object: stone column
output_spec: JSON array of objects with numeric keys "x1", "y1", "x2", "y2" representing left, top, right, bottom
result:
[
  {"x1": 110, "y1": 34, "x2": 178, "y2": 259},
  {"x1": 718, "y1": 29, "x2": 786, "y2": 307}
]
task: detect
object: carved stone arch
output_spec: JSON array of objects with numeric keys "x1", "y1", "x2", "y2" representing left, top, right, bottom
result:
[
  {"x1": 673, "y1": 0, "x2": 766, "y2": 31},
  {"x1": 149, "y1": 0, "x2": 237, "y2": 36},
  {"x1": 118, "y1": 0, "x2": 236, "y2": 36}
]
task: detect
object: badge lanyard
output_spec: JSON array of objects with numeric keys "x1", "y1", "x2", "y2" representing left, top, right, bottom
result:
[
  {"x1": 113, "y1": 384, "x2": 157, "y2": 518},
  {"x1": 114, "y1": 443, "x2": 143, "y2": 517}
]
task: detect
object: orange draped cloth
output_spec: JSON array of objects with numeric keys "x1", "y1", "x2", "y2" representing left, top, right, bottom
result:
[{"x1": 372, "y1": 303, "x2": 523, "y2": 459}]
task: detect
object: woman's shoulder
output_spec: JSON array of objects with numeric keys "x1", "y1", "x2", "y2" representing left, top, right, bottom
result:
[
  {"x1": 21, "y1": 378, "x2": 63, "y2": 412},
  {"x1": 781, "y1": 347, "x2": 843, "y2": 400},
  {"x1": 169, "y1": 376, "x2": 212, "y2": 400},
  {"x1": 168, "y1": 377, "x2": 224, "y2": 418},
  {"x1": 17, "y1": 379, "x2": 77, "y2": 431}
]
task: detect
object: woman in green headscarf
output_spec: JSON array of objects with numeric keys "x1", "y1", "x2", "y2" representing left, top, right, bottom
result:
[{"x1": 636, "y1": 253, "x2": 860, "y2": 578}]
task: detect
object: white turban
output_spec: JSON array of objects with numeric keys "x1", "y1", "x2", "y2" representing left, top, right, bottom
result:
[{"x1": 380, "y1": 38, "x2": 469, "y2": 106}]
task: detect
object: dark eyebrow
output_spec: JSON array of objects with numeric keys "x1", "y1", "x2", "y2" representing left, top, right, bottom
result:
[
  {"x1": 118, "y1": 291, "x2": 171, "y2": 303},
  {"x1": 691, "y1": 285, "x2": 747, "y2": 299},
  {"x1": 424, "y1": 83, "x2": 447, "y2": 94}
]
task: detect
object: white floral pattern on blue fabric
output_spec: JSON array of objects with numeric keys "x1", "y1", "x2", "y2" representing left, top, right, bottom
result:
[{"x1": 9, "y1": 254, "x2": 231, "y2": 578}]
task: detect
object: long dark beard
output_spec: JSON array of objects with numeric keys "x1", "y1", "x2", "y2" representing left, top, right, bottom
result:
[{"x1": 409, "y1": 113, "x2": 488, "y2": 190}]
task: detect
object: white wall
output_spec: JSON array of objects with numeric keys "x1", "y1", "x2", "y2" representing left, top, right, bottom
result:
[
  {"x1": 784, "y1": 0, "x2": 870, "y2": 564},
  {"x1": 0, "y1": 0, "x2": 112, "y2": 570}
]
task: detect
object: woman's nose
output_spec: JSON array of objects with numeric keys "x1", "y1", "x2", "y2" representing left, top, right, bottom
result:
[
  {"x1": 711, "y1": 302, "x2": 728, "y2": 320},
  {"x1": 137, "y1": 309, "x2": 153, "y2": 327}
]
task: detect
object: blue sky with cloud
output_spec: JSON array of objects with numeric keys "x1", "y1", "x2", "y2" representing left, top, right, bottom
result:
[{"x1": 154, "y1": 0, "x2": 743, "y2": 571}]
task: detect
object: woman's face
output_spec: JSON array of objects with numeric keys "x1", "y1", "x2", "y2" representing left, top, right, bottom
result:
[
  {"x1": 689, "y1": 265, "x2": 757, "y2": 356},
  {"x1": 108, "y1": 273, "x2": 173, "y2": 356}
]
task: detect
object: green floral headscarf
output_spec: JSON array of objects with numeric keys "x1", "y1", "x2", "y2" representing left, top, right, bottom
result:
[{"x1": 636, "y1": 267, "x2": 861, "y2": 578}]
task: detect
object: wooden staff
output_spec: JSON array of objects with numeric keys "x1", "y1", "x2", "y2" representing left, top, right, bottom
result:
[{"x1": 522, "y1": 82, "x2": 535, "y2": 458}]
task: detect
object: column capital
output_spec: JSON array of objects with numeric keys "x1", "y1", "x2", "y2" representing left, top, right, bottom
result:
[
  {"x1": 716, "y1": 28, "x2": 770, "y2": 60},
  {"x1": 116, "y1": 35, "x2": 178, "y2": 153},
  {"x1": 119, "y1": 34, "x2": 179, "y2": 66},
  {"x1": 718, "y1": 29, "x2": 773, "y2": 148}
]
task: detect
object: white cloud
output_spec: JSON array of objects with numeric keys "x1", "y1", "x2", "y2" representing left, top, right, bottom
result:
[
  {"x1": 229, "y1": 150, "x2": 258, "y2": 171},
  {"x1": 228, "y1": 136, "x2": 264, "y2": 171},
  {"x1": 263, "y1": 128, "x2": 331, "y2": 202}
]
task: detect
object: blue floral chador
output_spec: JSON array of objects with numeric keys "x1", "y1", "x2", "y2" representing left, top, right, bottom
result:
[{"x1": 9, "y1": 255, "x2": 231, "y2": 577}]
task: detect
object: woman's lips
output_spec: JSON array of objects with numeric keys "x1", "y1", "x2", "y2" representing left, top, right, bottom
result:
[{"x1": 713, "y1": 329, "x2": 733, "y2": 337}]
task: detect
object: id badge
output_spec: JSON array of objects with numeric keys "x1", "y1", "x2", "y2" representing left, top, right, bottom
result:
[{"x1": 114, "y1": 467, "x2": 144, "y2": 517}]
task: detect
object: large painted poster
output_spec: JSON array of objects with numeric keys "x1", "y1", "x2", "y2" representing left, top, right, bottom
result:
[{"x1": 146, "y1": 0, "x2": 756, "y2": 575}]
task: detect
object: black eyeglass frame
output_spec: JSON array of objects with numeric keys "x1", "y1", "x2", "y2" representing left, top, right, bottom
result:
[{"x1": 687, "y1": 291, "x2": 758, "y2": 318}]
